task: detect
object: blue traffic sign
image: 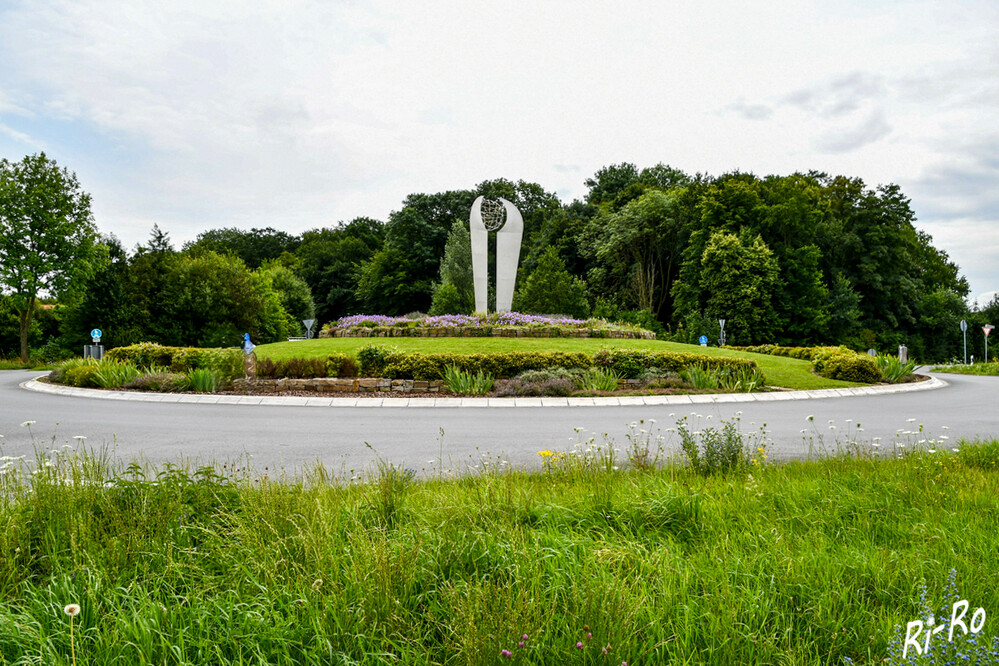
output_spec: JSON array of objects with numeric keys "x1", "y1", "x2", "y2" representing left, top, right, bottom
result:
[
  {"x1": 699, "y1": 335, "x2": 708, "y2": 345},
  {"x1": 90, "y1": 328, "x2": 102, "y2": 340}
]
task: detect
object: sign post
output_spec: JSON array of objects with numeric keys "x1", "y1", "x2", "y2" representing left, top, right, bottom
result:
[
  {"x1": 303, "y1": 319, "x2": 316, "y2": 340},
  {"x1": 960, "y1": 319, "x2": 968, "y2": 364},
  {"x1": 985, "y1": 325, "x2": 994, "y2": 364},
  {"x1": 85, "y1": 328, "x2": 104, "y2": 360},
  {"x1": 718, "y1": 319, "x2": 726, "y2": 347},
  {"x1": 699, "y1": 335, "x2": 708, "y2": 347}
]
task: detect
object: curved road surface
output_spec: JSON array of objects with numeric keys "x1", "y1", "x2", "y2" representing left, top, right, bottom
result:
[{"x1": 1, "y1": 370, "x2": 996, "y2": 475}]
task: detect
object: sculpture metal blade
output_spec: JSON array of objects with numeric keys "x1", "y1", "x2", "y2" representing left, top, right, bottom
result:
[{"x1": 469, "y1": 195, "x2": 523, "y2": 313}]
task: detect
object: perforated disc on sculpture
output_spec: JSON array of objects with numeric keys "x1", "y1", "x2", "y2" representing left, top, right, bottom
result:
[{"x1": 480, "y1": 198, "x2": 507, "y2": 231}]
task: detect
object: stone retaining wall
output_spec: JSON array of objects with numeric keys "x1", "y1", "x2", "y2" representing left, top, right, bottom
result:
[
  {"x1": 233, "y1": 377, "x2": 655, "y2": 394},
  {"x1": 319, "y1": 326, "x2": 654, "y2": 340},
  {"x1": 232, "y1": 377, "x2": 447, "y2": 394}
]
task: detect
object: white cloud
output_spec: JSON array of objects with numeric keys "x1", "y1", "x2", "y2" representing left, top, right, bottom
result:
[{"x1": 0, "y1": 0, "x2": 997, "y2": 295}]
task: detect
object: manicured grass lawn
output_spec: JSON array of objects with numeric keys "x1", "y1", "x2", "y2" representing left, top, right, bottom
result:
[
  {"x1": 257, "y1": 337, "x2": 857, "y2": 390},
  {"x1": 2, "y1": 439, "x2": 997, "y2": 664}
]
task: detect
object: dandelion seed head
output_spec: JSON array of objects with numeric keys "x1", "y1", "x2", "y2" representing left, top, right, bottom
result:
[
  {"x1": 63, "y1": 604, "x2": 80, "y2": 617},
  {"x1": 20, "y1": 421, "x2": 35, "y2": 427}
]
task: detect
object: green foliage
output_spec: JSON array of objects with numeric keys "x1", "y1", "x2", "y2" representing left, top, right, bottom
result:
[
  {"x1": 5, "y1": 444, "x2": 999, "y2": 663},
  {"x1": 677, "y1": 416, "x2": 762, "y2": 475},
  {"x1": 592, "y1": 348, "x2": 758, "y2": 378},
  {"x1": 574, "y1": 367, "x2": 621, "y2": 391},
  {"x1": 49, "y1": 357, "x2": 93, "y2": 385},
  {"x1": 0, "y1": 153, "x2": 100, "y2": 362},
  {"x1": 441, "y1": 365, "x2": 495, "y2": 395},
  {"x1": 187, "y1": 368, "x2": 219, "y2": 393},
  {"x1": 957, "y1": 439, "x2": 999, "y2": 471},
  {"x1": 295, "y1": 218, "x2": 384, "y2": 323},
  {"x1": 93, "y1": 359, "x2": 141, "y2": 388},
  {"x1": 584, "y1": 188, "x2": 688, "y2": 317},
  {"x1": 123, "y1": 372, "x2": 191, "y2": 392},
  {"x1": 680, "y1": 365, "x2": 719, "y2": 389},
  {"x1": 428, "y1": 283, "x2": 468, "y2": 316},
  {"x1": 931, "y1": 362, "x2": 999, "y2": 376},
  {"x1": 514, "y1": 246, "x2": 590, "y2": 319},
  {"x1": 875, "y1": 354, "x2": 916, "y2": 383},
  {"x1": 261, "y1": 263, "x2": 316, "y2": 336},
  {"x1": 357, "y1": 344, "x2": 395, "y2": 376},
  {"x1": 698, "y1": 230, "x2": 779, "y2": 344},
  {"x1": 381, "y1": 350, "x2": 591, "y2": 381},
  {"x1": 64, "y1": 362, "x2": 100, "y2": 387},
  {"x1": 812, "y1": 349, "x2": 881, "y2": 383},
  {"x1": 106, "y1": 343, "x2": 242, "y2": 379},
  {"x1": 182, "y1": 227, "x2": 300, "y2": 269},
  {"x1": 325, "y1": 352, "x2": 358, "y2": 378},
  {"x1": 429, "y1": 219, "x2": 474, "y2": 314}
]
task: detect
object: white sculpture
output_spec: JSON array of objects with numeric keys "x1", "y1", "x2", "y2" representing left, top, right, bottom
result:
[{"x1": 469, "y1": 196, "x2": 523, "y2": 313}]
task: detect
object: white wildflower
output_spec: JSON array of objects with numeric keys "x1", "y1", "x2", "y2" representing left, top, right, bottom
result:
[{"x1": 20, "y1": 421, "x2": 36, "y2": 427}]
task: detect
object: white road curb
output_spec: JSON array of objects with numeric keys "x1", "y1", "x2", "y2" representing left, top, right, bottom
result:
[{"x1": 21, "y1": 375, "x2": 948, "y2": 408}]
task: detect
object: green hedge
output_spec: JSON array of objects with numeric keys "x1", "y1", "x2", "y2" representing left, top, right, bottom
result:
[
  {"x1": 811, "y1": 349, "x2": 881, "y2": 383},
  {"x1": 726, "y1": 344, "x2": 845, "y2": 361},
  {"x1": 106, "y1": 343, "x2": 243, "y2": 379},
  {"x1": 729, "y1": 344, "x2": 880, "y2": 383},
  {"x1": 380, "y1": 351, "x2": 593, "y2": 381},
  {"x1": 591, "y1": 349, "x2": 757, "y2": 379},
  {"x1": 357, "y1": 346, "x2": 760, "y2": 381}
]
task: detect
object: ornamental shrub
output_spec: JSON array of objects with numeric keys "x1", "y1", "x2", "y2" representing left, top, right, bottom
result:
[
  {"x1": 812, "y1": 350, "x2": 880, "y2": 383},
  {"x1": 123, "y1": 372, "x2": 191, "y2": 392},
  {"x1": 380, "y1": 351, "x2": 592, "y2": 381},
  {"x1": 592, "y1": 349, "x2": 757, "y2": 377},
  {"x1": 326, "y1": 353, "x2": 358, "y2": 378},
  {"x1": 64, "y1": 363, "x2": 100, "y2": 387},
  {"x1": 107, "y1": 343, "x2": 242, "y2": 379}
]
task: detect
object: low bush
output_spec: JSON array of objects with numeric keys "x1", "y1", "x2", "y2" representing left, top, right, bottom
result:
[
  {"x1": 63, "y1": 362, "x2": 100, "y2": 387},
  {"x1": 727, "y1": 344, "x2": 843, "y2": 361},
  {"x1": 495, "y1": 376, "x2": 577, "y2": 397},
  {"x1": 187, "y1": 368, "x2": 220, "y2": 393},
  {"x1": 106, "y1": 343, "x2": 242, "y2": 379},
  {"x1": 380, "y1": 350, "x2": 592, "y2": 381},
  {"x1": 575, "y1": 367, "x2": 622, "y2": 392},
  {"x1": 812, "y1": 349, "x2": 880, "y2": 383},
  {"x1": 677, "y1": 416, "x2": 765, "y2": 475},
  {"x1": 93, "y1": 359, "x2": 141, "y2": 388},
  {"x1": 123, "y1": 372, "x2": 192, "y2": 392},
  {"x1": 681, "y1": 365, "x2": 719, "y2": 389},
  {"x1": 875, "y1": 354, "x2": 916, "y2": 383},
  {"x1": 48, "y1": 357, "x2": 92, "y2": 384},
  {"x1": 592, "y1": 348, "x2": 757, "y2": 378},
  {"x1": 326, "y1": 352, "x2": 359, "y2": 378},
  {"x1": 441, "y1": 365, "x2": 494, "y2": 395}
]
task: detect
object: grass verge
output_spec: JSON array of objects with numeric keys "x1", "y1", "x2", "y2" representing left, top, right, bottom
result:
[
  {"x1": 259, "y1": 338, "x2": 855, "y2": 391},
  {"x1": 931, "y1": 362, "x2": 999, "y2": 376},
  {"x1": 1, "y1": 434, "x2": 996, "y2": 664}
]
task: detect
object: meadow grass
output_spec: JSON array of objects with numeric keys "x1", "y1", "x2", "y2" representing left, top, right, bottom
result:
[
  {"x1": 931, "y1": 362, "x2": 999, "y2": 376},
  {"x1": 258, "y1": 338, "x2": 855, "y2": 391},
  {"x1": 1, "y1": 432, "x2": 997, "y2": 665}
]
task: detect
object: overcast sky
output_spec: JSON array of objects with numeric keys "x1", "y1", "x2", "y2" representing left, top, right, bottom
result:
[{"x1": 1, "y1": 0, "x2": 997, "y2": 305}]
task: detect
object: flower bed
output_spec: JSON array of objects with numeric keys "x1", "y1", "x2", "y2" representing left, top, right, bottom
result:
[{"x1": 319, "y1": 313, "x2": 655, "y2": 340}]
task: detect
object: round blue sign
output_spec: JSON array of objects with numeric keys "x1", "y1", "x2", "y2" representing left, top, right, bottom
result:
[
  {"x1": 699, "y1": 335, "x2": 708, "y2": 345},
  {"x1": 90, "y1": 328, "x2": 103, "y2": 339}
]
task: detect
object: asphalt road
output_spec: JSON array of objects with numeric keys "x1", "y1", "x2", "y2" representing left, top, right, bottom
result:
[{"x1": 1, "y1": 369, "x2": 996, "y2": 476}]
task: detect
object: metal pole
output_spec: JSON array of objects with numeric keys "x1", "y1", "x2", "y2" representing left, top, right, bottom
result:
[{"x1": 964, "y1": 329, "x2": 968, "y2": 364}]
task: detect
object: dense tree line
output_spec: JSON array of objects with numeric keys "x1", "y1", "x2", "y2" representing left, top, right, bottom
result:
[{"x1": 1, "y1": 155, "x2": 993, "y2": 363}]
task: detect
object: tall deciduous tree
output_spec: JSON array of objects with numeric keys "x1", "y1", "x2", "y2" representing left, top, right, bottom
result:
[
  {"x1": 698, "y1": 231, "x2": 779, "y2": 344},
  {"x1": 0, "y1": 153, "x2": 99, "y2": 362}
]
